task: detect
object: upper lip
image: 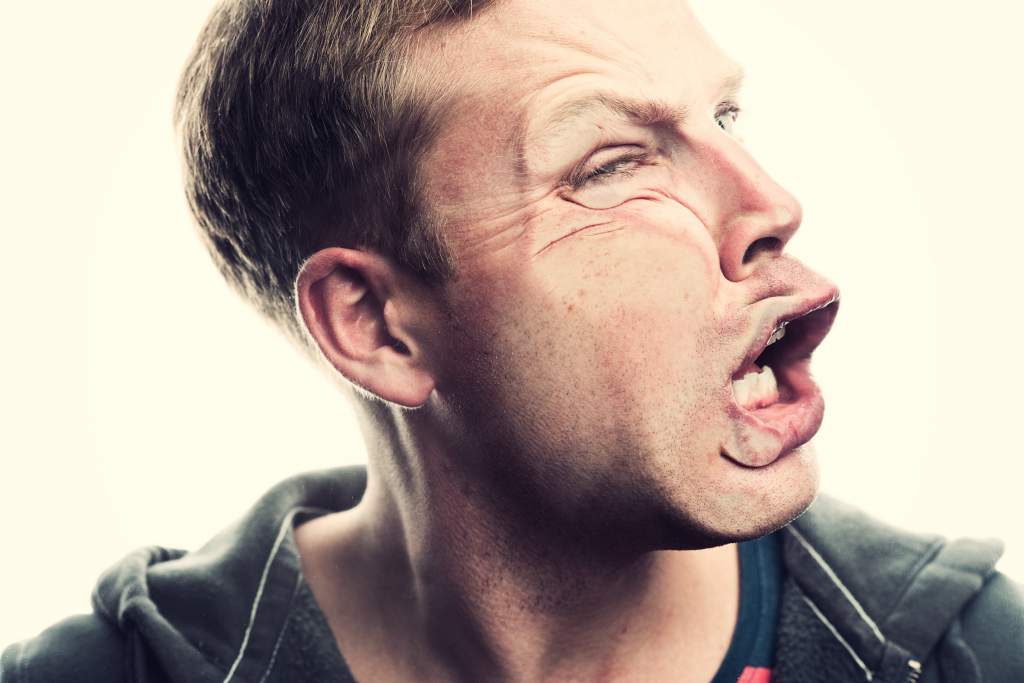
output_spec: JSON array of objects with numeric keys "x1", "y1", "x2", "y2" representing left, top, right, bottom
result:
[{"x1": 732, "y1": 288, "x2": 841, "y2": 380}]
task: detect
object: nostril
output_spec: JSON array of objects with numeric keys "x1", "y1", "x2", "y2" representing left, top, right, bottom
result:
[{"x1": 742, "y1": 237, "x2": 782, "y2": 265}]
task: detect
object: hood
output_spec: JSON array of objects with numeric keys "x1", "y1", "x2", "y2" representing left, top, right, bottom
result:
[
  {"x1": 778, "y1": 494, "x2": 1005, "y2": 682},
  {"x1": 90, "y1": 466, "x2": 367, "y2": 683},
  {"x1": 86, "y1": 471, "x2": 1006, "y2": 683}
]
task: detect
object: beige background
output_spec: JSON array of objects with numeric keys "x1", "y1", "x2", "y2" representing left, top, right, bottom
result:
[{"x1": 1, "y1": 1, "x2": 1021, "y2": 646}]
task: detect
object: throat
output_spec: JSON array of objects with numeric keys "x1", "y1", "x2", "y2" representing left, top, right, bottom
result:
[{"x1": 297, "y1": 498, "x2": 741, "y2": 683}]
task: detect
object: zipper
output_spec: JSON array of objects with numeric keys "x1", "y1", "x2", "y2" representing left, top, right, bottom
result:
[{"x1": 904, "y1": 658, "x2": 923, "y2": 682}]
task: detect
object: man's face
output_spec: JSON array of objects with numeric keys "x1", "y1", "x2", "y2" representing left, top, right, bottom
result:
[{"x1": 415, "y1": 0, "x2": 838, "y2": 546}]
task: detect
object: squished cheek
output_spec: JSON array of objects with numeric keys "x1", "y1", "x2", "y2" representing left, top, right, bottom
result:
[
  {"x1": 541, "y1": 210, "x2": 717, "y2": 305},
  {"x1": 538, "y1": 191, "x2": 718, "y2": 265},
  {"x1": 444, "y1": 190, "x2": 728, "y2": 399}
]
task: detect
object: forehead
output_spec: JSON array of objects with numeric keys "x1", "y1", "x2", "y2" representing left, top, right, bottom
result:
[
  {"x1": 409, "y1": 0, "x2": 739, "y2": 219},
  {"x1": 418, "y1": 0, "x2": 735, "y2": 118}
]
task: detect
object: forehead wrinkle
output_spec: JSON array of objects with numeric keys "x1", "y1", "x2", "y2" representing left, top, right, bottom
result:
[
  {"x1": 510, "y1": 101, "x2": 531, "y2": 180},
  {"x1": 509, "y1": 92, "x2": 688, "y2": 181},
  {"x1": 547, "y1": 93, "x2": 689, "y2": 143},
  {"x1": 514, "y1": 64, "x2": 746, "y2": 177}
]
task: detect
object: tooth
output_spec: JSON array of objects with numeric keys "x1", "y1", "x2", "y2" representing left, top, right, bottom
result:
[
  {"x1": 732, "y1": 373, "x2": 752, "y2": 405},
  {"x1": 749, "y1": 370, "x2": 765, "y2": 403},
  {"x1": 737, "y1": 376, "x2": 753, "y2": 403},
  {"x1": 765, "y1": 368, "x2": 778, "y2": 405},
  {"x1": 767, "y1": 325, "x2": 786, "y2": 347},
  {"x1": 736, "y1": 371, "x2": 758, "y2": 407},
  {"x1": 733, "y1": 366, "x2": 779, "y2": 409}
]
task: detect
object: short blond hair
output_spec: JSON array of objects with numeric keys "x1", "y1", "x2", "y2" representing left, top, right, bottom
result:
[{"x1": 175, "y1": 0, "x2": 496, "y2": 345}]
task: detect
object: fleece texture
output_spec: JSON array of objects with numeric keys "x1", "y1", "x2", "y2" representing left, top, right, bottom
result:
[{"x1": 2, "y1": 467, "x2": 1021, "y2": 683}]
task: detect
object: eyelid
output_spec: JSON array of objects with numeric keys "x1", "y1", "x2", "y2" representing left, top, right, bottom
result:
[{"x1": 564, "y1": 145, "x2": 649, "y2": 189}]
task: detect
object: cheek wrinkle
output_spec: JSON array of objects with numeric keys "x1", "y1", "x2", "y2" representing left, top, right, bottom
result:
[{"x1": 534, "y1": 220, "x2": 617, "y2": 256}]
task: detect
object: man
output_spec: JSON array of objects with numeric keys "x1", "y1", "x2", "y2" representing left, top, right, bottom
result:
[{"x1": 3, "y1": 0, "x2": 1021, "y2": 681}]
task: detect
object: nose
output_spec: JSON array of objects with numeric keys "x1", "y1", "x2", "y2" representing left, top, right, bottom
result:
[{"x1": 691, "y1": 136, "x2": 803, "y2": 282}]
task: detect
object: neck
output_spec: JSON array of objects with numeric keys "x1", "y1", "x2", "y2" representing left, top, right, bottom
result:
[{"x1": 296, "y1": 400, "x2": 741, "y2": 682}]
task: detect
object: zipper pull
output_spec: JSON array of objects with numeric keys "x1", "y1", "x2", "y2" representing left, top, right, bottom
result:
[{"x1": 904, "y1": 658, "x2": 923, "y2": 682}]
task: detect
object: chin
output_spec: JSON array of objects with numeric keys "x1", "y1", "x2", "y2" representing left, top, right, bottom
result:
[{"x1": 657, "y1": 442, "x2": 821, "y2": 550}]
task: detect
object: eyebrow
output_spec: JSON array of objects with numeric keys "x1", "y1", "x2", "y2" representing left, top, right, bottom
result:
[
  {"x1": 545, "y1": 93, "x2": 689, "y2": 136},
  {"x1": 513, "y1": 69, "x2": 746, "y2": 174}
]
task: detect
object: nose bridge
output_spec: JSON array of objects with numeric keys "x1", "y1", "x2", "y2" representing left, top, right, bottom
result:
[{"x1": 693, "y1": 135, "x2": 803, "y2": 282}]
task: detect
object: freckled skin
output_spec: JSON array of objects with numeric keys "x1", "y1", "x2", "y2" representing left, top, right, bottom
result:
[
  {"x1": 297, "y1": 1, "x2": 839, "y2": 680},
  {"x1": 413, "y1": 0, "x2": 833, "y2": 545}
]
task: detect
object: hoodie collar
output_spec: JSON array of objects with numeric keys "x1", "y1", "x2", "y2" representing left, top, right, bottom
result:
[
  {"x1": 90, "y1": 469, "x2": 1004, "y2": 683},
  {"x1": 91, "y1": 467, "x2": 367, "y2": 682},
  {"x1": 782, "y1": 495, "x2": 1003, "y2": 681}
]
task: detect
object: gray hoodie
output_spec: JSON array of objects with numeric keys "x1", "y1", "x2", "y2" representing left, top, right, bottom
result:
[{"x1": 3, "y1": 467, "x2": 1022, "y2": 682}]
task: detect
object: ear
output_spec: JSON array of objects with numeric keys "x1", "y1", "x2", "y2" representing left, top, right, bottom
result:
[{"x1": 295, "y1": 247, "x2": 438, "y2": 408}]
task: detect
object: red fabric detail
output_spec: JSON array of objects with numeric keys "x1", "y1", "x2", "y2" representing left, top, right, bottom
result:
[{"x1": 737, "y1": 666, "x2": 772, "y2": 683}]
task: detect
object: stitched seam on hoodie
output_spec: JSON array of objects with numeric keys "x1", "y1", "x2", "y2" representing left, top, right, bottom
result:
[
  {"x1": 256, "y1": 573, "x2": 305, "y2": 683},
  {"x1": 787, "y1": 525, "x2": 886, "y2": 644},
  {"x1": 223, "y1": 506, "x2": 323, "y2": 683},
  {"x1": 801, "y1": 594, "x2": 874, "y2": 681}
]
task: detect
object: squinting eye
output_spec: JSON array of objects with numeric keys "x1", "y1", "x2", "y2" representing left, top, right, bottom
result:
[
  {"x1": 563, "y1": 149, "x2": 661, "y2": 210},
  {"x1": 715, "y1": 104, "x2": 741, "y2": 133},
  {"x1": 577, "y1": 154, "x2": 638, "y2": 187},
  {"x1": 570, "y1": 151, "x2": 648, "y2": 190}
]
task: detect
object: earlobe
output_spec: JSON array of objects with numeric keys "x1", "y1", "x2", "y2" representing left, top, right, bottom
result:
[{"x1": 295, "y1": 248, "x2": 437, "y2": 408}]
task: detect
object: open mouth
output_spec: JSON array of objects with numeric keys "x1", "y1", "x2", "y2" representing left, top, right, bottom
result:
[
  {"x1": 721, "y1": 291, "x2": 840, "y2": 468},
  {"x1": 731, "y1": 295, "x2": 840, "y2": 410}
]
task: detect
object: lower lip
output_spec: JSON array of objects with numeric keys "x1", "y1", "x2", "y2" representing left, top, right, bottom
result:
[{"x1": 723, "y1": 359, "x2": 825, "y2": 468}]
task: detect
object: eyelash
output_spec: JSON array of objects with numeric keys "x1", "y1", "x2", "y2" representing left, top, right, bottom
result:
[
  {"x1": 569, "y1": 103, "x2": 743, "y2": 190},
  {"x1": 569, "y1": 151, "x2": 649, "y2": 189},
  {"x1": 716, "y1": 102, "x2": 741, "y2": 130}
]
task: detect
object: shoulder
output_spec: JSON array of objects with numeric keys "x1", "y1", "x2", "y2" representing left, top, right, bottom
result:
[
  {"x1": 1, "y1": 467, "x2": 368, "y2": 683},
  {"x1": 954, "y1": 570, "x2": 1024, "y2": 681},
  {"x1": 783, "y1": 494, "x2": 1021, "y2": 679},
  {"x1": 787, "y1": 495, "x2": 1005, "y2": 623},
  {"x1": 1, "y1": 613, "x2": 125, "y2": 683}
]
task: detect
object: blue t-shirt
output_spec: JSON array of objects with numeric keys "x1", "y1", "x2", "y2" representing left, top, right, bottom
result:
[{"x1": 710, "y1": 532, "x2": 783, "y2": 683}]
